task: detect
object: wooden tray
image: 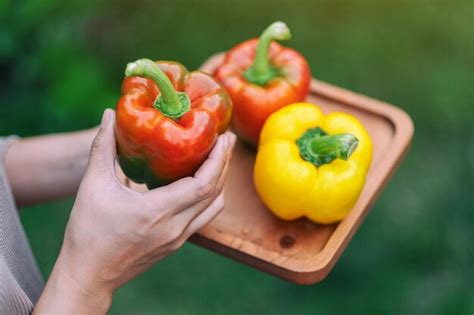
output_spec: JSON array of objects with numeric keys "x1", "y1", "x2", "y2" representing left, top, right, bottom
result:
[{"x1": 124, "y1": 53, "x2": 414, "y2": 285}]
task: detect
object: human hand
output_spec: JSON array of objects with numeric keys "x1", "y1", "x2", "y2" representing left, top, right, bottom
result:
[{"x1": 34, "y1": 109, "x2": 236, "y2": 314}]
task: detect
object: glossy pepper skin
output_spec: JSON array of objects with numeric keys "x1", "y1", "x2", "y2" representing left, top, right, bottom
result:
[
  {"x1": 254, "y1": 103, "x2": 372, "y2": 224},
  {"x1": 214, "y1": 22, "x2": 310, "y2": 145},
  {"x1": 116, "y1": 59, "x2": 232, "y2": 189}
]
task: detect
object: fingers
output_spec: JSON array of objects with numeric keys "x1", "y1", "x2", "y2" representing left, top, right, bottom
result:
[
  {"x1": 179, "y1": 191, "x2": 225, "y2": 241},
  {"x1": 150, "y1": 191, "x2": 225, "y2": 253},
  {"x1": 147, "y1": 194, "x2": 215, "y2": 247},
  {"x1": 194, "y1": 131, "x2": 236, "y2": 182},
  {"x1": 144, "y1": 139, "x2": 232, "y2": 246},
  {"x1": 141, "y1": 132, "x2": 236, "y2": 214},
  {"x1": 87, "y1": 109, "x2": 117, "y2": 177}
]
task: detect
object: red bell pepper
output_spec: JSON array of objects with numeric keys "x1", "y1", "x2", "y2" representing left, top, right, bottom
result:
[
  {"x1": 115, "y1": 58, "x2": 232, "y2": 188},
  {"x1": 214, "y1": 21, "x2": 311, "y2": 145}
]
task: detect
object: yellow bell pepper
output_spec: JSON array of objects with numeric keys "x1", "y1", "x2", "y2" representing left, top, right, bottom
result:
[{"x1": 254, "y1": 102, "x2": 373, "y2": 224}]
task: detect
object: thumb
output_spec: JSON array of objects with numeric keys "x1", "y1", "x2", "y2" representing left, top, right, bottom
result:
[{"x1": 88, "y1": 109, "x2": 117, "y2": 176}]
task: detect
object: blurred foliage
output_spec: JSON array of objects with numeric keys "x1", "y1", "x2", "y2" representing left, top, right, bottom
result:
[{"x1": 1, "y1": 0, "x2": 473, "y2": 314}]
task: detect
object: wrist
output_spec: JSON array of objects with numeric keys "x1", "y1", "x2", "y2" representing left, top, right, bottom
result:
[{"x1": 34, "y1": 252, "x2": 114, "y2": 314}]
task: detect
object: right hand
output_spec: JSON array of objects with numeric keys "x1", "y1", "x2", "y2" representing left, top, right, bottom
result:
[{"x1": 34, "y1": 109, "x2": 236, "y2": 314}]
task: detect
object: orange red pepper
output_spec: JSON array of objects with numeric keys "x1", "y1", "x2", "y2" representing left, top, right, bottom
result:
[
  {"x1": 214, "y1": 22, "x2": 311, "y2": 145},
  {"x1": 115, "y1": 59, "x2": 232, "y2": 188}
]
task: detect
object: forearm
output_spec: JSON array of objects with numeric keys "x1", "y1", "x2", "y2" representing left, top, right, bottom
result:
[
  {"x1": 5, "y1": 128, "x2": 98, "y2": 206},
  {"x1": 34, "y1": 254, "x2": 113, "y2": 314}
]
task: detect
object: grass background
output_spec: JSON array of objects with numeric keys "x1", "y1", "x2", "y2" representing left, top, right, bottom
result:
[{"x1": 1, "y1": 0, "x2": 473, "y2": 314}]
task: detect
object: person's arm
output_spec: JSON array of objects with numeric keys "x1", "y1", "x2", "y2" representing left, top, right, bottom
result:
[
  {"x1": 4, "y1": 127, "x2": 98, "y2": 206},
  {"x1": 33, "y1": 109, "x2": 235, "y2": 314}
]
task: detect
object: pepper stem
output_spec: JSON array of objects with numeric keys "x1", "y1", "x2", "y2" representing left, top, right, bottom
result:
[
  {"x1": 244, "y1": 21, "x2": 292, "y2": 86},
  {"x1": 296, "y1": 128, "x2": 359, "y2": 167},
  {"x1": 125, "y1": 58, "x2": 190, "y2": 119}
]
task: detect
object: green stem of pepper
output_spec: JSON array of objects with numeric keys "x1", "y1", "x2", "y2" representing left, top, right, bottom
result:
[
  {"x1": 296, "y1": 128, "x2": 359, "y2": 167},
  {"x1": 125, "y1": 58, "x2": 190, "y2": 119},
  {"x1": 244, "y1": 21, "x2": 291, "y2": 86}
]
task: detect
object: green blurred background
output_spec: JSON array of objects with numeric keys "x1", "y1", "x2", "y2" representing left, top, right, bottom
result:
[{"x1": 1, "y1": 0, "x2": 473, "y2": 314}]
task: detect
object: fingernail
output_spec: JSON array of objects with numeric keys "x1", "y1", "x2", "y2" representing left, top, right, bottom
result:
[
  {"x1": 101, "y1": 109, "x2": 112, "y2": 127},
  {"x1": 228, "y1": 132, "x2": 237, "y2": 149},
  {"x1": 222, "y1": 134, "x2": 229, "y2": 152}
]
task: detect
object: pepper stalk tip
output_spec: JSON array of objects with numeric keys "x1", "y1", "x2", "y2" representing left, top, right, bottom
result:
[
  {"x1": 340, "y1": 134, "x2": 359, "y2": 160},
  {"x1": 125, "y1": 61, "x2": 138, "y2": 77},
  {"x1": 125, "y1": 58, "x2": 157, "y2": 77},
  {"x1": 266, "y1": 21, "x2": 292, "y2": 41}
]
